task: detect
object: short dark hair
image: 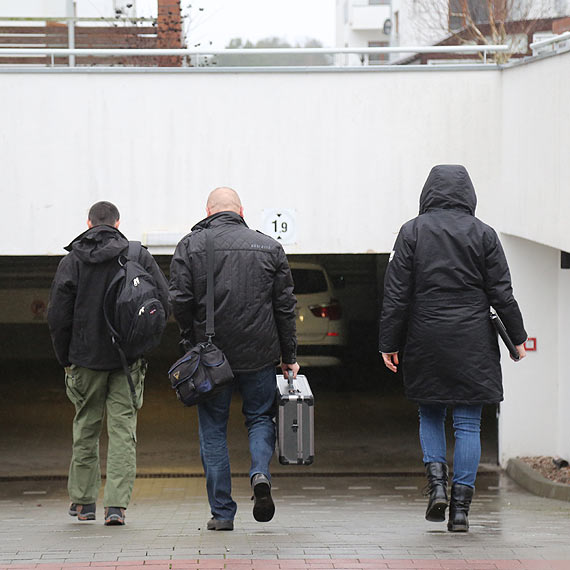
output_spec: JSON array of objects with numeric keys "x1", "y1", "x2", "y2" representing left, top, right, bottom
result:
[{"x1": 88, "y1": 201, "x2": 120, "y2": 227}]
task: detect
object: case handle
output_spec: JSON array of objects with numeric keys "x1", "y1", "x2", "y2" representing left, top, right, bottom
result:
[{"x1": 285, "y1": 369, "x2": 296, "y2": 394}]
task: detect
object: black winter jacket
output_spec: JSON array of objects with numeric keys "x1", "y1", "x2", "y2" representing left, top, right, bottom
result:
[
  {"x1": 379, "y1": 165, "x2": 527, "y2": 405},
  {"x1": 47, "y1": 225, "x2": 169, "y2": 369},
  {"x1": 169, "y1": 211, "x2": 297, "y2": 372}
]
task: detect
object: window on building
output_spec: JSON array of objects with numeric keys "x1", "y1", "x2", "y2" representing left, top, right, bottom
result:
[
  {"x1": 449, "y1": 0, "x2": 489, "y2": 30},
  {"x1": 368, "y1": 41, "x2": 389, "y2": 64}
]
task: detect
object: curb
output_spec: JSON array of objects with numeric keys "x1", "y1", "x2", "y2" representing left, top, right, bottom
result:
[{"x1": 506, "y1": 458, "x2": 570, "y2": 501}]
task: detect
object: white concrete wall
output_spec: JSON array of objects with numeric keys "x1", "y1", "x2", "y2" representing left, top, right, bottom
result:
[
  {"x1": 557, "y1": 266, "x2": 570, "y2": 461},
  {"x1": 496, "y1": 52, "x2": 570, "y2": 466},
  {"x1": 4, "y1": 51, "x2": 568, "y2": 258},
  {"x1": 498, "y1": 232, "x2": 570, "y2": 465},
  {"x1": 498, "y1": 51, "x2": 570, "y2": 252},
  {"x1": 0, "y1": 68, "x2": 503, "y2": 256},
  {"x1": 498, "y1": 235, "x2": 560, "y2": 463},
  {"x1": 6, "y1": 53, "x2": 566, "y2": 258}
]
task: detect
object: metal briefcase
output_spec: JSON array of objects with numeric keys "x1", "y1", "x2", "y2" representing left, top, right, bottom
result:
[{"x1": 276, "y1": 372, "x2": 314, "y2": 465}]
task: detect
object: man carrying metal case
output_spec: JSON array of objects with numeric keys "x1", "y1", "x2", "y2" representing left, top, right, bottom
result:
[{"x1": 169, "y1": 187, "x2": 299, "y2": 530}]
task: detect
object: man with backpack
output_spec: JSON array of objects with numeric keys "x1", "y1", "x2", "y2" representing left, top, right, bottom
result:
[
  {"x1": 169, "y1": 187, "x2": 299, "y2": 530},
  {"x1": 47, "y1": 201, "x2": 169, "y2": 526}
]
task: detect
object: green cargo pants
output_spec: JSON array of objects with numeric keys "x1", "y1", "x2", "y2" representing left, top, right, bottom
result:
[{"x1": 64, "y1": 359, "x2": 146, "y2": 508}]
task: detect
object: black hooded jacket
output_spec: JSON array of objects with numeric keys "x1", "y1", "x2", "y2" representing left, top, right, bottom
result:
[
  {"x1": 379, "y1": 165, "x2": 527, "y2": 405},
  {"x1": 169, "y1": 211, "x2": 297, "y2": 372},
  {"x1": 47, "y1": 225, "x2": 169, "y2": 369}
]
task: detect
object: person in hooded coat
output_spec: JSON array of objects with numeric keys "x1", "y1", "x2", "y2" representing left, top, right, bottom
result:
[
  {"x1": 379, "y1": 165, "x2": 527, "y2": 532},
  {"x1": 48, "y1": 201, "x2": 169, "y2": 526}
]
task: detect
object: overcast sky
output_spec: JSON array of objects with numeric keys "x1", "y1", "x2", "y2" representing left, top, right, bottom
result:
[{"x1": 181, "y1": 0, "x2": 336, "y2": 48}]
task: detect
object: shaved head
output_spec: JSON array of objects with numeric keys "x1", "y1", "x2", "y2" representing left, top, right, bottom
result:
[{"x1": 206, "y1": 187, "x2": 243, "y2": 216}]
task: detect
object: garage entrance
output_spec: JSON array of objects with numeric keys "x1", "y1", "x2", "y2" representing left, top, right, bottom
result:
[{"x1": 0, "y1": 254, "x2": 498, "y2": 478}]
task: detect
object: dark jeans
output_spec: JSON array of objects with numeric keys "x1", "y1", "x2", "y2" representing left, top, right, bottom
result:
[
  {"x1": 197, "y1": 365, "x2": 276, "y2": 521},
  {"x1": 418, "y1": 404, "x2": 483, "y2": 488}
]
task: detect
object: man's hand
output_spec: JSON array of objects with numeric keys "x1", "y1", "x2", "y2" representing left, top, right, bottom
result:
[
  {"x1": 382, "y1": 352, "x2": 399, "y2": 373},
  {"x1": 512, "y1": 344, "x2": 527, "y2": 362},
  {"x1": 281, "y1": 361, "x2": 300, "y2": 379}
]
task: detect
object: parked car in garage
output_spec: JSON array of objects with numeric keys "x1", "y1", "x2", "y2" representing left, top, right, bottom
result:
[{"x1": 289, "y1": 261, "x2": 346, "y2": 367}]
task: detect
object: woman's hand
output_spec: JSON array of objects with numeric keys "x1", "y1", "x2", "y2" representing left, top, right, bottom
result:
[
  {"x1": 512, "y1": 344, "x2": 526, "y2": 361},
  {"x1": 382, "y1": 352, "x2": 399, "y2": 373}
]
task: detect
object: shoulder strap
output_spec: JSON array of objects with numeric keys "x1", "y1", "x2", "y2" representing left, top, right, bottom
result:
[
  {"x1": 205, "y1": 230, "x2": 215, "y2": 341},
  {"x1": 103, "y1": 270, "x2": 123, "y2": 341},
  {"x1": 103, "y1": 241, "x2": 140, "y2": 337},
  {"x1": 127, "y1": 241, "x2": 142, "y2": 262}
]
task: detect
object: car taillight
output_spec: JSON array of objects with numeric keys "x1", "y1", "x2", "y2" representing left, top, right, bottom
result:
[{"x1": 309, "y1": 299, "x2": 342, "y2": 320}]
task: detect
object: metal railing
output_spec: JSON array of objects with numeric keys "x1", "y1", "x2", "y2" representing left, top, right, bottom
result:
[
  {"x1": 0, "y1": 45, "x2": 511, "y2": 67},
  {"x1": 529, "y1": 31, "x2": 570, "y2": 56}
]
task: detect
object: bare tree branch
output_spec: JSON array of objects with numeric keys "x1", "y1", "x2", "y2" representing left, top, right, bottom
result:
[{"x1": 409, "y1": 0, "x2": 559, "y2": 62}]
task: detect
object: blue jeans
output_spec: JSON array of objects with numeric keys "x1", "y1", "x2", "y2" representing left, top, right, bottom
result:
[
  {"x1": 418, "y1": 404, "x2": 483, "y2": 488},
  {"x1": 197, "y1": 365, "x2": 277, "y2": 521}
]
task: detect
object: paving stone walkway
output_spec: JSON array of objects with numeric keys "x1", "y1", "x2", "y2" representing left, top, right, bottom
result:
[
  {"x1": 1, "y1": 561, "x2": 570, "y2": 569},
  {"x1": 1, "y1": 473, "x2": 570, "y2": 570}
]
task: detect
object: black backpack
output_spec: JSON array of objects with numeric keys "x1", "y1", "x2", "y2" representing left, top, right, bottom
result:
[{"x1": 104, "y1": 241, "x2": 166, "y2": 406}]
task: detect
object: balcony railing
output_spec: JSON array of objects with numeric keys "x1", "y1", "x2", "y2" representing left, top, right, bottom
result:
[
  {"x1": 530, "y1": 31, "x2": 570, "y2": 56},
  {"x1": 0, "y1": 45, "x2": 512, "y2": 68}
]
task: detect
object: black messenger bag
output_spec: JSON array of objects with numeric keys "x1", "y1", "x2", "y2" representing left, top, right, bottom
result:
[{"x1": 168, "y1": 230, "x2": 234, "y2": 406}]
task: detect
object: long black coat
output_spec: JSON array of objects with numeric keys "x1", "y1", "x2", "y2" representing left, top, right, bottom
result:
[
  {"x1": 379, "y1": 165, "x2": 527, "y2": 405},
  {"x1": 169, "y1": 211, "x2": 297, "y2": 372},
  {"x1": 47, "y1": 225, "x2": 169, "y2": 369}
]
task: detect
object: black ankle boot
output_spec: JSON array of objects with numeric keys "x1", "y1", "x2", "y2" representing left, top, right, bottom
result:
[
  {"x1": 447, "y1": 483, "x2": 474, "y2": 532},
  {"x1": 424, "y1": 462, "x2": 448, "y2": 522}
]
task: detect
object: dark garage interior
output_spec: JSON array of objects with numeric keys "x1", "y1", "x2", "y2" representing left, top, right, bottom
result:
[{"x1": 0, "y1": 254, "x2": 498, "y2": 479}]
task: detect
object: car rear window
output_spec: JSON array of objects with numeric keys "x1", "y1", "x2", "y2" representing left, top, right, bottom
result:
[{"x1": 291, "y1": 269, "x2": 328, "y2": 294}]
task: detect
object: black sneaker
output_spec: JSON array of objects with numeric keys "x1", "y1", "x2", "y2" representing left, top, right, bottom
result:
[
  {"x1": 251, "y1": 473, "x2": 275, "y2": 522},
  {"x1": 104, "y1": 506, "x2": 125, "y2": 526},
  {"x1": 69, "y1": 503, "x2": 96, "y2": 521},
  {"x1": 206, "y1": 518, "x2": 234, "y2": 531}
]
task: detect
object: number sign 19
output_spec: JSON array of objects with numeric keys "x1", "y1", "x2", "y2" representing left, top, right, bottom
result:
[{"x1": 262, "y1": 209, "x2": 297, "y2": 245}]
